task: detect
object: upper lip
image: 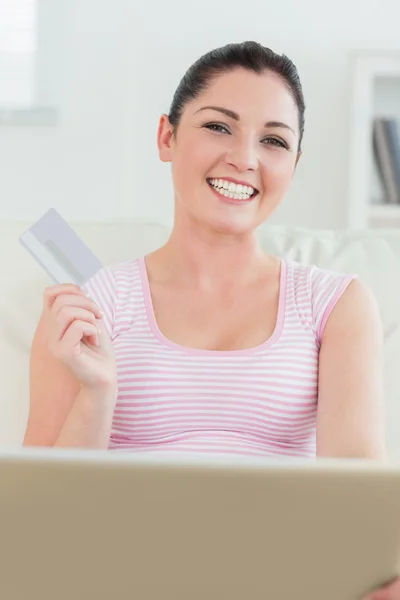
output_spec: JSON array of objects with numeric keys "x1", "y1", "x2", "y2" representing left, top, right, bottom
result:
[{"x1": 208, "y1": 176, "x2": 259, "y2": 192}]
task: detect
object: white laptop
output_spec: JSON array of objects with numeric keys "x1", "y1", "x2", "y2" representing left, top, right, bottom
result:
[{"x1": 0, "y1": 447, "x2": 399, "y2": 600}]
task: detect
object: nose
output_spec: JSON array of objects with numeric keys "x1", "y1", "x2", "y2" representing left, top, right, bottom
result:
[{"x1": 225, "y1": 137, "x2": 259, "y2": 172}]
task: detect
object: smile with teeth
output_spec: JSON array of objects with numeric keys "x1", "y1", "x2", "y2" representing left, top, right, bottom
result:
[{"x1": 207, "y1": 178, "x2": 257, "y2": 201}]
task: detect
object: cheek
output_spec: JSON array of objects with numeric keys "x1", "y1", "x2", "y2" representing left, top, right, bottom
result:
[
  {"x1": 176, "y1": 135, "x2": 204, "y2": 169},
  {"x1": 189, "y1": 136, "x2": 220, "y2": 168},
  {"x1": 174, "y1": 138, "x2": 218, "y2": 188},
  {"x1": 171, "y1": 147, "x2": 204, "y2": 195},
  {"x1": 261, "y1": 153, "x2": 295, "y2": 189}
]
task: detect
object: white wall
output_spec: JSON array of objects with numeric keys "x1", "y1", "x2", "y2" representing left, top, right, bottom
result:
[{"x1": 1, "y1": 0, "x2": 400, "y2": 228}]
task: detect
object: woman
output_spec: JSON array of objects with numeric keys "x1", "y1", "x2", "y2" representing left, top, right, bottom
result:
[{"x1": 24, "y1": 41, "x2": 398, "y2": 598}]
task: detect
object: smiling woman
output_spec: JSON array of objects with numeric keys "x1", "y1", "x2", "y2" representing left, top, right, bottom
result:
[
  {"x1": 23, "y1": 39, "x2": 398, "y2": 600},
  {"x1": 27, "y1": 41, "x2": 385, "y2": 462},
  {"x1": 155, "y1": 51, "x2": 303, "y2": 237}
]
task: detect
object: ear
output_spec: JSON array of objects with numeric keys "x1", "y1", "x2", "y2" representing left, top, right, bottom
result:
[
  {"x1": 295, "y1": 150, "x2": 302, "y2": 169},
  {"x1": 157, "y1": 114, "x2": 174, "y2": 163}
]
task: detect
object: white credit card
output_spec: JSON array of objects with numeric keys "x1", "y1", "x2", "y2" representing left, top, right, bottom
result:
[{"x1": 19, "y1": 208, "x2": 103, "y2": 286}]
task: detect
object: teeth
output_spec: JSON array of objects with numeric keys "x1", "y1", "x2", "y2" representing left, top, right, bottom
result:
[{"x1": 209, "y1": 178, "x2": 256, "y2": 199}]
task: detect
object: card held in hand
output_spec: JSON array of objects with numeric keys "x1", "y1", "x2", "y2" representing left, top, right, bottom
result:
[{"x1": 19, "y1": 208, "x2": 103, "y2": 286}]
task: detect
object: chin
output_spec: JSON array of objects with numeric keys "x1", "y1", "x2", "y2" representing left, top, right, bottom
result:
[{"x1": 204, "y1": 213, "x2": 259, "y2": 236}]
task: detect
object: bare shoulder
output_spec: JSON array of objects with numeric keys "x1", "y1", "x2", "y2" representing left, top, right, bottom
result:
[{"x1": 322, "y1": 277, "x2": 383, "y2": 343}]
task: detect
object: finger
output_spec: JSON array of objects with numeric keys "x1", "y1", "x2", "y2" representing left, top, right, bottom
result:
[
  {"x1": 84, "y1": 333, "x2": 99, "y2": 347},
  {"x1": 54, "y1": 307, "x2": 99, "y2": 343},
  {"x1": 43, "y1": 284, "x2": 83, "y2": 311},
  {"x1": 61, "y1": 320, "x2": 99, "y2": 355},
  {"x1": 51, "y1": 294, "x2": 104, "y2": 321}
]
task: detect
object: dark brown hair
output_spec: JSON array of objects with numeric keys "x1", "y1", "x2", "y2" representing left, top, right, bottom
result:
[{"x1": 168, "y1": 41, "x2": 305, "y2": 153}]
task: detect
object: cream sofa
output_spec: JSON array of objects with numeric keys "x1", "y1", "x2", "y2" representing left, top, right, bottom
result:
[{"x1": 1, "y1": 218, "x2": 400, "y2": 460}]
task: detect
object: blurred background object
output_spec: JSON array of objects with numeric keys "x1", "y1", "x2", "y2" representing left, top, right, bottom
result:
[{"x1": 348, "y1": 52, "x2": 400, "y2": 229}]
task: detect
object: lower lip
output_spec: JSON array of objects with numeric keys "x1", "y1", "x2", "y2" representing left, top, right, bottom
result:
[{"x1": 207, "y1": 181, "x2": 256, "y2": 205}]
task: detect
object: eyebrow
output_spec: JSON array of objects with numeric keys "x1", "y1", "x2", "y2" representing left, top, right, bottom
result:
[{"x1": 194, "y1": 105, "x2": 296, "y2": 135}]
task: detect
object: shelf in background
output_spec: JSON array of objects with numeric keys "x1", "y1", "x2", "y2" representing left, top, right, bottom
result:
[{"x1": 347, "y1": 51, "x2": 400, "y2": 229}]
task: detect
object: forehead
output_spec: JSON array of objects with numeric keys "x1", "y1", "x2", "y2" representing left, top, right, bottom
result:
[{"x1": 190, "y1": 68, "x2": 298, "y2": 128}]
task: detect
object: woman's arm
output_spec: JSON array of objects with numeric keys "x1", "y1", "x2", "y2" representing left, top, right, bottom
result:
[
  {"x1": 24, "y1": 302, "x2": 117, "y2": 450},
  {"x1": 316, "y1": 278, "x2": 387, "y2": 460},
  {"x1": 54, "y1": 381, "x2": 118, "y2": 449}
]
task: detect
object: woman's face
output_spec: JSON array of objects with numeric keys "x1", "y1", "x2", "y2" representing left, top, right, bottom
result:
[{"x1": 158, "y1": 67, "x2": 301, "y2": 234}]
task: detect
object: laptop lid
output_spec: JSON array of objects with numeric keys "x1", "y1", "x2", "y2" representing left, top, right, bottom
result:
[{"x1": 0, "y1": 448, "x2": 399, "y2": 600}]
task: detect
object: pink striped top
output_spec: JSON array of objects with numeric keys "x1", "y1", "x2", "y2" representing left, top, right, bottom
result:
[{"x1": 81, "y1": 256, "x2": 357, "y2": 458}]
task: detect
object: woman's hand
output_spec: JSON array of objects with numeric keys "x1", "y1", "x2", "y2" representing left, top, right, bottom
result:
[
  {"x1": 43, "y1": 283, "x2": 117, "y2": 390},
  {"x1": 363, "y1": 577, "x2": 400, "y2": 599}
]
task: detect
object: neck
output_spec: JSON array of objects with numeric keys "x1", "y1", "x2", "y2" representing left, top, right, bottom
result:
[{"x1": 155, "y1": 214, "x2": 269, "y2": 291}]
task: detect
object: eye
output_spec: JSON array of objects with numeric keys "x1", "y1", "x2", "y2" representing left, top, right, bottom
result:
[
  {"x1": 262, "y1": 137, "x2": 288, "y2": 149},
  {"x1": 203, "y1": 123, "x2": 230, "y2": 134},
  {"x1": 203, "y1": 124, "x2": 288, "y2": 149}
]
